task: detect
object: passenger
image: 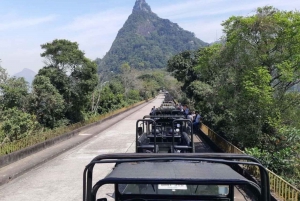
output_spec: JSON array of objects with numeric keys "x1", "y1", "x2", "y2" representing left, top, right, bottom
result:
[
  {"x1": 180, "y1": 104, "x2": 183, "y2": 112},
  {"x1": 186, "y1": 106, "x2": 190, "y2": 116},
  {"x1": 191, "y1": 111, "x2": 196, "y2": 120},
  {"x1": 193, "y1": 111, "x2": 201, "y2": 133},
  {"x1": 150, "y1": 106, "x2": 156, "y2": 115},
  {"x1": 183, "y1": 105, "x2": 189, "y2": 117},
  {"x1": 187, "y1": 111, "x2": 193, "y2": 122}
]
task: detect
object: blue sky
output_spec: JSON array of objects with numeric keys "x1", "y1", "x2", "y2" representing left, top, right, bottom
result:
[{"x1": 1, "y1": 0, "x2": 299, "y2": 75}]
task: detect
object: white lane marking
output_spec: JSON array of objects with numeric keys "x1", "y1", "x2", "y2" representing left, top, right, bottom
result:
[{"x1": 79, "y1": 133, "x2": 92, "y2": 136}]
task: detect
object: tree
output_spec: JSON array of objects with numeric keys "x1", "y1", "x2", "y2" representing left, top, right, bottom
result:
[
  {"x1": 163, "y1": 74, "x2": 183, "y2": 101},
  {"x1": 71, "y1": 62, "x2": 98, "y2": 120},
  {"x1": 167, "y1": 51, "x2": 199, "y2": 92},
  {"x1": 0, "y1": 77, "x2": 29, "y2": 111},
  {"x1": 1, "y1": 108, "x2": 38, "y2": 142},
  {"x1": 222, "y1": 6, "x2": 300, "y2": 97},
  {"x1": 30, "y1": 75, "x2": 66, "y2": 128},
  {"x1": 91, "y1": 80, "x2": 110, "y2": 115},
  {"x1": 0, "y1": 65, "x2": 9, "y2": 85},
  {"x1": 39, "y1": 39, "x2": 98, "y2": 122},
  {"x1": 97, "y1": 85, "x2": 125, "y2": 114},
  {"x1": 41, "y1": 39, "x2": 85, "y2": 71},
  {"x1": 37, "y1": 67, "x2": 70, "y2": 101},
  {"x1": 167, "y1": 45, "x2": 223, "y2": 124},
  {"x1": 120, "y1": 63, "x2": 134, "y2": 99},
  {"x1": 142, "y1": 80, "x2": 159, "y2": 99},
  {"x1": 167, "y1": 6, "x2": 300, "y2": 187},
  {"x1": 0, "y1": 65, "x2": 9, "y2": 116},
  {"x1": 220, "y1": 6, "x2": 300, "y2": 146}
]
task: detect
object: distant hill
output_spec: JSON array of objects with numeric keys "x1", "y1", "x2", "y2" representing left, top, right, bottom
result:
[
  {"x1": 98, "y1": 0, "x2": 208, "y2": 74},
  {"x1": 13, "y1": 68, "x2": 36, "y2": 84}
]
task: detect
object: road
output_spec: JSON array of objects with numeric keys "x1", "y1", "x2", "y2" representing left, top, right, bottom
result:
[
  {"x1": 0, "y1": 95, "x2": 164, "y2": 201},
  {"x1": 0, "y1": 93, "x2": 253, "y2": 201}
]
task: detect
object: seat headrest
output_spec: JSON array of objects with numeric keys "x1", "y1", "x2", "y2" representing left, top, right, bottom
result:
[{"x1": 152, "y1": 128, "x2": 161, "y2": 134}]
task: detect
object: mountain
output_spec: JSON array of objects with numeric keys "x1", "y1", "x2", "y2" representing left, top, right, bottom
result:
[
  {"x1": 98, "y1": 0, "x2": 208, "y2": 74},
  {"x1": 13, "y1": 68, "x2": 36, "y2": 84}
]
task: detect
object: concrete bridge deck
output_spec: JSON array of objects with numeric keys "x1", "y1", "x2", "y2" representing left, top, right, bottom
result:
[{"x1": 0, "y1": 94, "x2": 254, "y2": 201}]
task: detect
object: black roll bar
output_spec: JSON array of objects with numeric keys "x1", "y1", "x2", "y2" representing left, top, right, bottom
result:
[
  {"x1": 136, "y1": 119, "x2": 156, "y2": 152},
  {"x1": 172, "y1": 119, "x2": 193, "y2": 152},
  {"x1": 83, "y1": 153, "x2": 270, "y2": 201}
]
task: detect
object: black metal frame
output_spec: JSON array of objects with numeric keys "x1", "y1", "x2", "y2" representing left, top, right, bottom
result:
[
  {"x1": 136, "y1": 118, "x2": 194, "y2": 153},
  {"x1": 172, "y1": 119, "x2": 194, "y2": 153},
  {"x1": 83, "y1": 153, "x2": 270, "y2": 201},
  {"x1": 136, "y1": 119, "x2": 157, "y2": 153},
  {"x1": 143, "y1": 115, "x2": 185, "y2": 119}
]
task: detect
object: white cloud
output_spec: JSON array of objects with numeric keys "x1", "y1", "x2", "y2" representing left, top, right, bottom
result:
[
  {"x1": 152, "y1": 0, "x2": 300, "y2": 43},
  {"x1": 153, "y1": 0, "x2": 224, "y2": 18},
  {"x1": 0, "y1": 15, "x2": 57, "y2": 31},
  {"x1": 1, "y1": 7, "x2": 132, "y2": 75},
  {"x1": 179, "y1": 19, "x2": 224, "y2": 43},
  {"x1": 154, "y1": 0, "x2": 300, "y2": 20},
  {"x1": 1, "y1": 46, "x2": 42, "y2": 76},
  {"x1": 2, "y1": 0, "x2": 300, "y2": 75},
  {"x1": 56, "y1": 7, "x2": 131, "y2": 59},
  {"x1": 62, "y1": 8, "x2": 128, "y2": 31}
]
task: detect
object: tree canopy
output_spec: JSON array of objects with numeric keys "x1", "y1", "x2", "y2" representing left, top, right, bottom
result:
[
  {"x1": 38, "y1": 39, "x2": 98, "y2": 122},
  {"x1": 168, "y1": 6, "x2": 300, "y2": 187}
]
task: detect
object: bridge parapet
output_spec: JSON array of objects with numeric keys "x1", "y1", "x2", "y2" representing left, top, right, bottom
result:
[
  {"x1": 0, "y1": 100, "x2": 149, "y2": 167},
  {"x1": 200, "y1": 124, "x2": 299, "y2": 201}
]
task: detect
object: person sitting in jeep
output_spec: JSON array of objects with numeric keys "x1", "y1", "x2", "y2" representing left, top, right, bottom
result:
[{"x1": 150, "y1": 106, "x2": 156, "y2": 115}]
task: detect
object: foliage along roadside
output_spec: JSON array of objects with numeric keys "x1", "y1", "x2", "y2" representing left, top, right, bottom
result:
[
  {"x1": 0, "y1": 39, "x2": 180, "y2": 155},
  {"x1": 0, "y1": 100, "x2": 147, "y2": 156},
  {"x1": 167, "y1": 6, "x2": 300, "y2": 188}
]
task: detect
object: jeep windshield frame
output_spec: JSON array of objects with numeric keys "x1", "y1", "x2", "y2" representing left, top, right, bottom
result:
[{"x1": 83, "y1": 153, "x2": 270, "y2": 201}]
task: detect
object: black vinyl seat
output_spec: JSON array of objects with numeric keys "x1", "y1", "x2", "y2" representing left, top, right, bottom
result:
[
  {"x1": 137, "y1": 133, "x2": 159, "y2": 153},
  {"x1": 173, "y1": 132, "x2": 192, "y2": 153}
]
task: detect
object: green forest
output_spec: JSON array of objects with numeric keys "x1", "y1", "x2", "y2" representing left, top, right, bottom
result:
[
  {"x1": 0, "y1": 5, "x2": 299, "y2": 189},
  {"x1": 0, "y1": 39, "x2": 180, "y2": 148},
  {"x1": 168, "y1": 6, "x2": 300, "y2": 187}
]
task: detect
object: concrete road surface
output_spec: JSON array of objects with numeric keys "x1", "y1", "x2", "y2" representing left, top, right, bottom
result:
[
  {"x1": 0, "y1": 94, "x2": 253, "y2": 201},
  {"x1": 0, "y1": 95, "x2": 164, "y2": 201}
]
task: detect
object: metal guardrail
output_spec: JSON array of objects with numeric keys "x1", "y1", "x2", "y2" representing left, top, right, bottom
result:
[
  {"x1": 0, "y1": 100, "x2": 146, "y2": 156},
  {"x1": 200, "y1": 123, "x2": 300, "y2": 201}
]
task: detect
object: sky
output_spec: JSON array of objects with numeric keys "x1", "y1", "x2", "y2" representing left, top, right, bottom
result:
[{"x1": 0, "y1": 0, "x2": 300, "y2": 76}]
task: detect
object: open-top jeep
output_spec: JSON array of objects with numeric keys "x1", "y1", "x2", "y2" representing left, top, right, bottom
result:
[
  {"x1": 83, "y1": 153, "x2": 270, "y2": 201},
  {"x1": 136, "y1": 112, "x2": 194, "y2": 153}
]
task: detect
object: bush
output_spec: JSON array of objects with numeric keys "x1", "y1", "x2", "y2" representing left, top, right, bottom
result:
[{"x1": 1, "y1": 108, "x2": 39, "y2": 142}]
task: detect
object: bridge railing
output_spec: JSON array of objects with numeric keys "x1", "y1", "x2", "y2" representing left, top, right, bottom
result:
[
  {"x1": 200, "y1": 123, "x2": 300, "y2": 201},
  {"x1": 0, "y1": 100, "x2": 146, "y2": 156}
]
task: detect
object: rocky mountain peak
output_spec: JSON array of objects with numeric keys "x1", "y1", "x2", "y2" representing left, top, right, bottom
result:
[
  {"x1": 98, "y1": 0, "x2": 208, "y2": 74},
  {"x1": 13, "y1": 68, "x2": 36, "y2": 84},
  {"x1": 133, "y1": 0, "x2": 152, "y2": 13}
]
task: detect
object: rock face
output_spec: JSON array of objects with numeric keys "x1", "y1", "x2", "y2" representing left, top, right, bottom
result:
[
  {"x1": 133, "y1": 0, "x2": 152, "y2": 13},
  {"x1": 98, "y1": 0, "x2": 208, "y2": 74}
]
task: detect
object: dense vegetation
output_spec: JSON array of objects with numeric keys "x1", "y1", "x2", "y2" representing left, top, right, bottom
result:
[
  {"x1": 0, "y1": 1, "x2": 298, "y2": 189},
  {"x1": 0, "y1": 39, "x2": 179, "y2": 148},
  {"x1": 168, "y1": 6, "x2": 300, "y2": 187},
  {"x1": 98, "y1": 0, "x2": 207, "y2": 74}
]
